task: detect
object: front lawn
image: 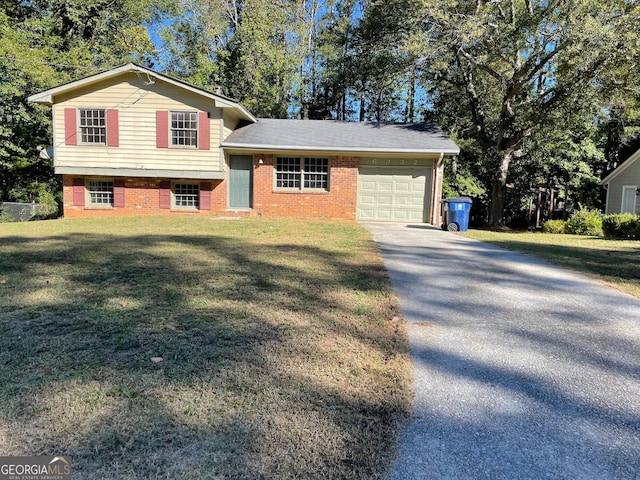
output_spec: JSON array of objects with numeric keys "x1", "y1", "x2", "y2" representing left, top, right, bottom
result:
[
  {"x1": 0, "y1": 217, "x2": 412, "y2": 479},
  {"x1": 463, "y1": 230, "x2": 640, "y2": 298}
]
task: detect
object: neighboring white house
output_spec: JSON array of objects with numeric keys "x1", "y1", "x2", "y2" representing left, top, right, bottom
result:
[{"x1": 601, "y1": 148, "x2": 640, "y2": 215}]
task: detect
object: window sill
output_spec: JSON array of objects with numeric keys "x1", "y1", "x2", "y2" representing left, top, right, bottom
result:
[
  {"x1": 85, "y1": 206, "x2": 114, "y2": 210},
  {"x1": 170, "y1": 208, "x2": 200, "y2": 213},
  {"x1": 273, "y1": 189, "x2": 330, "y2": 195}
]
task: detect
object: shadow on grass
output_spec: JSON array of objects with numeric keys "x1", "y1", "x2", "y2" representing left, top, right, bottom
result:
[
  {"x1": 470, "y1": 237, "x2": 640, "y2": 283},
  {"x1": 0, "y1": 227, "x2": 410, "y2": 479}
]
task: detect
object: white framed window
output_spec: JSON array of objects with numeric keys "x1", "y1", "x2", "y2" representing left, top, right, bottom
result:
[
  {"x1": 275, "y1": 157, "x2": 329, "y2": 191},
  {"x1": 79, "y1": 109, "x2": 106, "y2": 144},
  {"x1": 87, "y1": 179, "x2": 113, "y2": 206},
  {"x1": 173, "y1": 182, "x2": 200, "y2": 209},
  {"x1": 171, "y1": 111, "x2": 198, "y2": 147}
]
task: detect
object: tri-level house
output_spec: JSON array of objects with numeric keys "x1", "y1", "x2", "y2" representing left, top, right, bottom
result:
[{"x1": 29, "y1": 64, "x2": 459, "y2": 223}]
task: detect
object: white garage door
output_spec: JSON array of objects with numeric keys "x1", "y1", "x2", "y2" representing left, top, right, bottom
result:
[{"x1": 357, "y1": 167, "x2": 432, "y2": 222}]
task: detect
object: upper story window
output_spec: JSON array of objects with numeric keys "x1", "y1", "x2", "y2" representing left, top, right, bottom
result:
[
  {"x1": 275, "y1": 157, "x2": 329, "y2": 191},
  {"x1": 79, "y1": 109, "x2": 106, "y2": 144},
  {"x1": 171, "y1": 111, "x2": 198, "y2": 147},
  {"x1": 88, "y1": 179, "x2": 113, "y2": 206}
]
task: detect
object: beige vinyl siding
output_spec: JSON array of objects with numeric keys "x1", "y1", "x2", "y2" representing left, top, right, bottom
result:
[
  {"x1": 607, "y1": 159, "x2": 640, "y2": 214},
  {"x1": 222, "y1": 111, "x2": 241, "y2": 141},
  {"x1": 53, "y1": 73, "x2": 223, "y2": 173}
]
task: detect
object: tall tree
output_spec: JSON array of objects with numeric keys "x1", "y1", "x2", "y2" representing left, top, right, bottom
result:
[
  {"x1": 0, "y1": 0, "x2": 163, "y2": 207},
  {"x1": 418, "y1": 0, "x2": 640, "y2": 225},
  {"x1": 217, "y1": 0, "x2": 303, "y2": 117}
]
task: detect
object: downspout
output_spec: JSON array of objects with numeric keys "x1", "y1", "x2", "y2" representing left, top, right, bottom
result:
[{"x1": 432, "y1": 152, "x2": 445, "y2": 225}]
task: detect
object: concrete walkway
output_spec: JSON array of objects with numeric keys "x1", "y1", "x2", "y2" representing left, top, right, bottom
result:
[{"x1": 363, "y1": 224, "x2": 640, "y2": 480}]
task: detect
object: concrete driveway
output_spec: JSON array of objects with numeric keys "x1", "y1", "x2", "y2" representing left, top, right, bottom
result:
[{"x1": 363, "y1": 223, "x2": 640, "y2": 480}]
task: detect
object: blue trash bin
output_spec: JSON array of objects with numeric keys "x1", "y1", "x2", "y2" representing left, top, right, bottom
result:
[{"x1": 442, "y1": 197, "x2": 472, "y2": 232}]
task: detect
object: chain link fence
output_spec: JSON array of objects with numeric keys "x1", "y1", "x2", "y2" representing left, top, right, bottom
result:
[{"x1": 0, "y1": 202, "x2": 56, "y2": 222}]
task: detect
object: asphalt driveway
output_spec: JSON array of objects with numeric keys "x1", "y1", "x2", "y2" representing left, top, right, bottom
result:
[{"x1": 363, "y1": 223, "x2": 640, "y2": 480}]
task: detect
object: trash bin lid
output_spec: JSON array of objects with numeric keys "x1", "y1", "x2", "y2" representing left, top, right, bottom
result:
[{"x1": 444, "y1": 197, "x2": 472, "y2": 204}]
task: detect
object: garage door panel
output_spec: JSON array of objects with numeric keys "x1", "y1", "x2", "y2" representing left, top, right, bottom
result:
[
  {"x1": 359, "y1": 194, "x2": 375, "y2": 206},
  {"x1": 377, "y1": 195, "x2": 393, "y2": 207},
  {"x1": 359, "y1": 208, "x2": 375, "y2": 220},
  {"x1": 357, "y1": 166, "x2": 432, "y2": 222},
  {"x1": 376, "y1": 209, "x2": 392, "y2": 220},
  {"x1": 410, "y1": 181, "x2": 426, "y2": 193},
  {"x1": 409, "y1": 196, "x2": 425, "y2": 207},
  {"x1": 394, "y1": 181, "x2": 411, "y2": 193},
  {"x1": 360, "y1": 180, "x2": 377, "y2": 191},
  {"x1": 378, "y1": 182, "x2": 393, "y2": 192},
  {"x1": 394, "y1": 196, "x2": 412, "y2": 206}
]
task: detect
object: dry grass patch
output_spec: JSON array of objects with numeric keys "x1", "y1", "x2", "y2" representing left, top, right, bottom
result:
[
  {"x1": 0, "y1": 217, "x2": 412, "y2": 479},
  {"x1": 463, "y1": 230, "x2": 640, "y2": 298}
]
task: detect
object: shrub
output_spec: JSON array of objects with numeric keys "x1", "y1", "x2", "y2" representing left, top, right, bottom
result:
[
  {"x1": 542, "y1": 219, "x2": 567, "y2": 234},
  {"x1": 565, "y1": 208, "x2": 603, "y2": 236},
  {"x1": 602, "y1": 213, "x2": 640, "y2": 238},
  {"x1": 0, "y1": 210, "x2": 13, "y2": 223}
]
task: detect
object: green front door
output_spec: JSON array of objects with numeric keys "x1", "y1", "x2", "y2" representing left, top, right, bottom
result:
[{"x1": 229, "y1": 155, "x2": 253, "y2": 208}]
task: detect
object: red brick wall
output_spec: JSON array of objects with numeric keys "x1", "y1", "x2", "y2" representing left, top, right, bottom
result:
[
  {"x1": 61, "y1": 155, "x2": 359, "y2": 220},
  {"x1": 252, "y1": 154, "x2": 358, "y2": 220},
  {"x1": 62, "y1": 176, "x2": 228, "y2": 219}
]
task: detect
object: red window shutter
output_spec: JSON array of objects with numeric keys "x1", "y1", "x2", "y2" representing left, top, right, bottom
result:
[
  {"x1": 156, "y1": 111, "x2": 169, "y2": 148},
  {"x1": 114, "y1": 179, "x2": 125, "y2": 208},
  {"x1": 198, "y1": 112, "x2": 210, "y2": 150},
  {"x1": 72, "y1": 178, "x2": 85, "y2": 206},
  {"x1": 159, "y1": 180, "x2": 171, "y2": 209},
  {"x1": 200, "y1": 182, "x2": 212, "y2": 210},
  {"x1": 64, "y1": 108, "x2": 77, "y2": 145},
  {"x1": 106, "y1": 109, "x2": 119, "y2": 147}
]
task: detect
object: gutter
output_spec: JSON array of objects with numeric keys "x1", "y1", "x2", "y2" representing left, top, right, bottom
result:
[{"x1": 221, "y1": 143, "x2": 460, "y2": 155}]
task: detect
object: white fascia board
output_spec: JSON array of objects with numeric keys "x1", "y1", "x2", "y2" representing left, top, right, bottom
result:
[
  {"x1": 55, "y1": 166, "x2": 225, "y2": 180},
  {"x1": 28, "y1": 63, "x2": 257, "y2": 123},
  {"x1": 221, "y1": 143, "x2": 460, "y2": 155},
  {"x1": 28, "y1": 64, "x2": 137, "y2": 104},
  {"x1": 600, "y1": 147, "x2": 640, "y2": 185}
]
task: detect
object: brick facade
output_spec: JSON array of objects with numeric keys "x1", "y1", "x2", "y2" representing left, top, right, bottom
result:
[
  {"x1": 252, "y1": 154, "x2": 358, "y2": 220},
  {"x1": 62, "y1": 176, "x2": 228, "y2": 219},
  {"x1": 61, "y1": 154, "x2": 360, "y2": 220}
]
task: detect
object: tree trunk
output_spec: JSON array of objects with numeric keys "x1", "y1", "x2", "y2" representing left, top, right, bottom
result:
[{"x1": 488, "y1": 150, "x2": 514, "y2": 226}]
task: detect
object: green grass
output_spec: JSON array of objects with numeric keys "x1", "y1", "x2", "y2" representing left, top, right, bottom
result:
[
  {"x1": 463, "y1": 230, "x2": 640, "y2": 298},
  {"x1": 0, "y1": 217, "x2": 412, "y2": 479}
]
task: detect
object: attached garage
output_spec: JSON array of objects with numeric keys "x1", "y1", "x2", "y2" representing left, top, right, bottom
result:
[{"x1": 357, "y1": 159, "x2": 434, "y2": 222}]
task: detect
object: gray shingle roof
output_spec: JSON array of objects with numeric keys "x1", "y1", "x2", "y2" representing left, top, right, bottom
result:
[{"x1": 222, "y1": 119, "x2": 459, "y2": 155}]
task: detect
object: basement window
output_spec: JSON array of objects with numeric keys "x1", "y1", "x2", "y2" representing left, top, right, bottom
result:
[
  {"x1": 87, "y1": 179, "x2": 114, "y2": 206},
  {"x1": 173, "y1": 182, "x2": 200, "y2": 209}
]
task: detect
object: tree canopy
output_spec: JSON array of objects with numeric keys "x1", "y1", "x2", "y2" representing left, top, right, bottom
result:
[{"x1": 2, "y1": 0, "x2": 640, "y2": 223}]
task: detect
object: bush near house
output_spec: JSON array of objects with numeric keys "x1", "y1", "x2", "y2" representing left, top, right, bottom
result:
[
  {"x1": 542, "y1": 219, "x2": 567, "y2": 234},
  {"x1": 565, "y1": 208, "x2": 603, "y2": 236},
  {"x1": 542, "y1": 212, "x2": 640, "y2": 239},
  {"x1": 602, "y1": 213, "x2": 640, "y2": 239}
]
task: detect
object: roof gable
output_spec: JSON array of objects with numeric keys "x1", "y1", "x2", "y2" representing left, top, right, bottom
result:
[
  {"x1": 28, "y1": 63, "x2": 256, "y2": 123},
  {"x1": 222, "y1": 118, "x2": 460, "y2": 155},
  {"x1": 601, "y1": 147, "x2": 640, "y2": 185}
]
